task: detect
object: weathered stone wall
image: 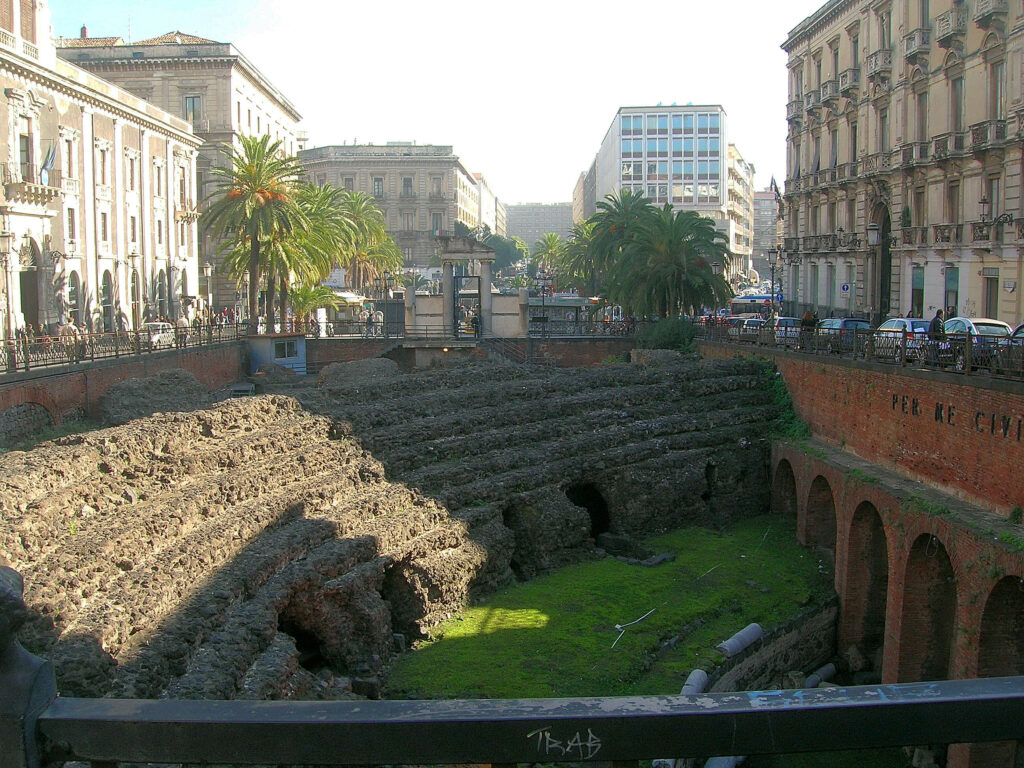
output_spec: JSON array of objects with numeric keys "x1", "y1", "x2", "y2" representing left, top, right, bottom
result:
[
  {"x1": 0, "y1": 402, "x2": 54, "y2": 447},
  {"x1": 1, "y1": 357, "x2": 781, "y2": 702}
]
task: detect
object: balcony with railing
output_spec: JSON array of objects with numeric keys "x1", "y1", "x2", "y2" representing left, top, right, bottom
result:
[
  {"x1": 819, "y1": 79, "x2": 839, "y2": 105},
  {"x1": 803, "y1": 234, "x2": 822, "y2": 252},
  {"x1": 935, "y1": 7, "x2": 967, "y2": 45},
  {"x1": 860, "y1": 152, "x2": 892, "y2": 175},
  {"x1": 970, "y1": 119, "x2": 1007, "y2": 152},
  {"x1": 838, "y1": 67, "x2": 860, "y2": 94},
  {"x1": 973, "y1": 0, "x2": 1008, "y2": 27},
  {"x1": 971, "y1": 220, "x2": 1008, "y2": 244},
  {"x1": 933, "y1": 131, "x2": 967, "y2": 159},
  {"x1": 2, "y1": 163, "x2": 63, "y2": 205},
  {"x1": 783, "y1": 236, "x2": 801, "y2": 253},
  {"x1": 901, "y1": 141, "x2": 930, "y2": 166},
  {"x1": 933, "y1": 223, "x2": 964, "y2": 245},
  {"x1": 901, "y1": 225, "x2": 929, "y2": 246},
  {"x1": 787, "y1": 98, "x2": 803, "y2": 121},
  {"x1": 804, "y1": 89, "x2": 821, "y2": 113},
  {"x1": 836, "y1": 161, "x2": 858, "y2": 182},
  {"x1": 864, "y1": 49, "x2": 893, "y2": 79},
  {"x1": 903, "y1": 28, "x2": 931, "y2": 61}
]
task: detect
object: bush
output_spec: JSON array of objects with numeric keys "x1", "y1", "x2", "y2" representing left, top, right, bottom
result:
[{"x1": 636, "y1": 317, "x2": 697, "y2": 352}]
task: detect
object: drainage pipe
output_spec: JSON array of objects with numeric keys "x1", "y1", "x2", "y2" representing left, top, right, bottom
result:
[{"x1": 715, "y1": 623, "x2": 762, "y2": 658}]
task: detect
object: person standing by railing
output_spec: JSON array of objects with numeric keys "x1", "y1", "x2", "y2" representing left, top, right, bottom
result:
[
  {"x1": 927, "y1": 309, "x2": 945, "y2": 365},
  {"x1": 800, "y1": 310, "x2": 816, "y2": 351}
]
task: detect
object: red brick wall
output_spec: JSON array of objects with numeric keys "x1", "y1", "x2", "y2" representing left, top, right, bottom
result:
[
  {"x1": 0, "y1": 344, "x2": 246, "y2": 423},
  {"x1": 701, "y1": 342, "x2": 1024, "y2": 512}
]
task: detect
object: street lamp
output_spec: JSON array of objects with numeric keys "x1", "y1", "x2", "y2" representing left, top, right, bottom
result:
[
  {"x1": 0, "y1": 232, "x2": 13, "y2": 344},
  {"x1": 772, "y1": 246, "x2": 783, "y2": 312},
  {"x1": 536, "y1": 269, "x2": 553, "y2": 336},
  {"x1": 202, "y1": 261, "x2": 212, "y2": 314}
]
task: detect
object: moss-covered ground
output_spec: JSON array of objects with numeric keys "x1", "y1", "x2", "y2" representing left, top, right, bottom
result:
[{"x1": 385, "y1": 515, "x2": 834, "y2": 699}]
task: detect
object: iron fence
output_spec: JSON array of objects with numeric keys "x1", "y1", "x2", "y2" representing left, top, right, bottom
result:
[
  {"x1": 0, "y1": 324, "x2": 246, "y2": 374},
  {"x1": 697, "y1": 320, "x2": 1024, "y2": 380}
]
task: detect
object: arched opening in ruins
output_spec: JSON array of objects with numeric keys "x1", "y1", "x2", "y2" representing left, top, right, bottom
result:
[
  {"x1": 898, "y1": 534, "x2": 957, "y2": 682},
  {"x1": 842, "y1": 501, "x2": 888, "y2": 677},
  {"x1": 967, "y1": 576, "x2": 1024, "y2": 767},
  {"x1": 278, "y1": 616, "x2": 328, "y2": 673},
  {"x1": 771, "y1": 460, "x2": 797, "y2": 519},
  {"x1": 565, "y1": 482, "x2": 609, "y2": 538},
  {"x1": 805, "y1": 475, "x2": 836, "y2": 551}
]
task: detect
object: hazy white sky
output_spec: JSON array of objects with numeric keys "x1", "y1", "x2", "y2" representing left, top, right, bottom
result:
[{"x1": 48, "y1": 0, "x2": 827, "y2": 204}]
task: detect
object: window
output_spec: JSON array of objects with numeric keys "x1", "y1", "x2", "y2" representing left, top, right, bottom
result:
[
  {"x1": 178, "y1": 168, "x2": 187, "y2": 207},
  {"x1": 945, "y1": 266, "x2": 959, "y2": 315},
  {"x1": 273, "y1": 340, "x2": 298, "y2": 359},
  {"x1": 878, "y1": 108, "x2": 889, "y2": 152},
  {"x1": 920, "y1": 0, "x2": 929, "y2": 24},
  {"x1": 851, "y1": 34, "x2": 859, "y2": 68},
  {"x1": 983, "y1": 267, "x2": 999, "y2": 317},
  {"x1": 951, "y1": 77, "x2": 964, "y2": 132},
  {"x1": 343, "y1": 176, "x2": 355, "y2": 191},
  {"x1": 402, "y1": 176, "x2": 414, "y2": 196},
  {"x1": 66, "y1": 208, "x2": 75, "y2": 239},
  {"x1": 912, "y1": 265, "x2": 924, "y2": 318},
  {"x1": 401, "y1": 211, "x2": 414, "y2": 230},
  {"x1": 247, "y1": 108, "x2": 251, "y2": 129},
  {"x1": 372, "y1": 176, "x2": 384, "y2": 197},
  {"x1": 100, "y1": 211, "x2": 108, "y2": 241},
  {"x1": 987, "y1": 176, "x2": 1001, "y2": 219},
  {"x1": 127, "y1": 157, "x2": 136, "y2": 190},
  {"x1": 154, "y1": 165, "x2": 163, "y2": 197},
  {"x1": 99, "y1": 148, "x2": 108, "y2": 184},
  {"x1": 237, "y1": 102, "x2": 241, "y2": 125},
  {"x1": 946, "y1": 181, "x2": 960, "y2": 222},
  {"x1": 849, "y1": 123, "x2": 857, "y2": 162},
  {"x1": 830, "y1": 129, "x2": 838, "y2": 168},
  {"x1": 157, "y1": 219, "x2": 163, "y2": 245},
  {"x1": 990, "y1": 61, "x2": 1004, "y2": 120},
  {"x1": 63, "y1": 139, "x2": 74, "y2": 178},
  {"x1": 130, "y1": 215, "x2": 137, "y2": 243},
  {"x1": 184, "y1": 95, "x2": 201, "y2": 125},
  {"x1": 431, "y1": 212, "x2": 443, "y2": 232},
  {"x1": 20, "y1": 0, "x2": 34, "y2": 43},
  {"x1": 915, "y1": 186, "x2": 926, "y2": 226},
  {"x1": 832, "y1": 46, "x2": 840, "y2": 77},
  {"x1": 917, "y1": 91, "x2": 928, "y2": 142}
]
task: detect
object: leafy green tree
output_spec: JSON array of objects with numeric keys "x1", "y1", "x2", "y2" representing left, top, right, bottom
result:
[
  {"x1": 204, "y1": 134, "x2": 307, "y2": 333},
  {"x1": 338, "y1": 191, "x2": 402, "y2": 292},
  {"x1": 289, "y1": 283, "x2": 344, "y2": 326}
]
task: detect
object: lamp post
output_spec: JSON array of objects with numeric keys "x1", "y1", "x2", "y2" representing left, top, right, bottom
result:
[
  {"x1": 979, "y1": 196, "x2": 1014, "y2": 227},
  {"x1": 536, "y1": 268, "x2": 552, "y2": 337},
  {"x1": 0, "y1": 232, "x2": 13, "y2": 349},
  {"x1": 202, "y1": 261, "x2": 212, "y2": 315},
  {"x1": 772, "y1": 246, "x2": 782, "y2": 313}
]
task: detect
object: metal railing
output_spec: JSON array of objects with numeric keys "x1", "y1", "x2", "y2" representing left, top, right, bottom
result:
[
  {"x1": 697, "y1": 321, "x2": 1024, "y2": 379},
  {"x1": 0, "y1": 324, "x2": 246, "y2": 374}
]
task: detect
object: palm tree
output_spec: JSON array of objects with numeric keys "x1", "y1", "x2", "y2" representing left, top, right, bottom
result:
[
  {"x1": 289, "y1": 283, "x2": 344, "y2": 329},
  {"x1": 204, "y1": 135, "x2": 307, "y2": 333},
  {"x1": 337, "y1": 191, "x2": 402, "y2": 292},
  {"x1": 588, "y1": 189, "x2": 655, "y2": 276},
  {"x1": 532, "y1": 232, "x2": 566, "y2": 272},
  {"x1": 552, "y1": 220, "x2": 601, "y2": 297},
  {"x1": 607, "y1": 205, "x2": 731, "y2": 317}
]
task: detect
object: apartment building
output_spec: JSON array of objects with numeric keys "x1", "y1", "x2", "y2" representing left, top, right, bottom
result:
[
  {"x1": 783, "y1": 0, "x2": 1024, "y2": 324},
  {"x1": 727, "y1": 143, "x2": 756, "y2": 277},
  {"x1": 0, "y1": 5, "x2": 201, "y2": 339},
  {"x1": 297, "y1": 143, "x2": 487, "y2": 274},
  {"x1": 58, "y1": 28, "x2": 302, "y2": 311},
  {"x1": 754, "y1": 188, "x2": 784, "y2": 277}
]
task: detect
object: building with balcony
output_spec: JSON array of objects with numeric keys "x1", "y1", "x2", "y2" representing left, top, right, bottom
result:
[
  {"x1": 727, "y1": 143, "x2": 755, "y2": 278},
  {"x1": 297, "y1": 143, "x2": 485, "y2": 275},
  {"x1": 0, "y1": 6, "x2": 201, "y2": 340},
  {"x1": 57, "y1": 28, "x2": 302, "y2": 313},
  {"x1": 506, "y1": 202, "x2": 573, "y2": 252},
  {"x1": 783, "y1": 0, "x2": 1024, "y2": 325}
]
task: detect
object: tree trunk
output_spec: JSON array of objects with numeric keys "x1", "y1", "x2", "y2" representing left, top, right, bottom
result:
[
  {"x1": 248, "y1": 238, "x2": 260, "y2": 335},
  {"x1": 279, "y1": 275, "x2": 289, "y2": 332},
  {"x1": 265, "y1": 269, "x2": 277, "y2": 334}
]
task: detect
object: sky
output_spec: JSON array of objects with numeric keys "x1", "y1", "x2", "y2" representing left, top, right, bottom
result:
[{"x1": 47, "y1": 0, "x2": 828, "y2": 205}]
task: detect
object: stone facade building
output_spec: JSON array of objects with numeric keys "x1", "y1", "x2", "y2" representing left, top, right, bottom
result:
[
  {"x1": 57, "y1": 28, "x2": 302, "y2": 314},
  {"x1": 753, "y1": 188, "x2": 784, "y2": 280},
  {"x1": 297, "y1": 143, "x2": 484, "y2": 274},
  {"x1": 783, "y1": 0, "x2": 1024, "y2": 324},
  {"x1": 0, "y1": 4, "x2": 201, "y2": 338}
]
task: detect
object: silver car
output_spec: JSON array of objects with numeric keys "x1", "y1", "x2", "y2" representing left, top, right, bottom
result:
[{"x1": 873, "y1": 317, "x2": 931, "y2": 362}]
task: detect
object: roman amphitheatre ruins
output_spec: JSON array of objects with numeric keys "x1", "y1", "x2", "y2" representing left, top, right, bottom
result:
[{"x1": 0, "y1": 354, "x2": 782, "y2": 701}]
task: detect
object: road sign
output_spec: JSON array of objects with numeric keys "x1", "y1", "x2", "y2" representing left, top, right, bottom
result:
[{"x1": 841, "y1": 283, "x2": 851, "y2": 294}]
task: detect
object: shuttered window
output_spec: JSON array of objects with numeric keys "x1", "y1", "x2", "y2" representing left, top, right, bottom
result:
[{"x1": 19, "y1": 0, "x2": 34, "y2": 42}]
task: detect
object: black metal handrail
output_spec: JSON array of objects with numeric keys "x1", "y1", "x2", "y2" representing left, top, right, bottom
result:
[
  {"x1": 0, "y1": 324, "x2": 246, "y2": 374},
  {"x1": 696, "y1": 320, "x2": 1024, "y2": 380}
]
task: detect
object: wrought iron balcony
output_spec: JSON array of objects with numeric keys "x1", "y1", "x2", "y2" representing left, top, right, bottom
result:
[
  {"x1": 971, "y1": 220, "x2": 1007, "y2": 244},
  {"x1": 903, "y1": 28, "x2": 931, "y2": 60},
  {"x1": 935, "y1": 7, "x2": 967, "y2": 45},
  {"x1": 901, "y1": 225, "x2": 930, "y2": 246},
  {"x1": 864, "y1": 49, "x2": 893, "y2": 79},
  {"x1": 1, "y1": 162, "x2": 63, "y2": 205},
  {"x1": 838, "y1": 67, "x2": 860, "y2": 94}
]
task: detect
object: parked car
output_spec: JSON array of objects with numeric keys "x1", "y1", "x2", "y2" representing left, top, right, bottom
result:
[
  {"x1": 770, "y1": 316, "x2": 801, "y2": 347},
  {"x1": 144, "y1": 321, "x2": 175, "y2": 348},
  {"x1": 939, "y1": 317, "x2": 1012, "y2": 371},
  {"x1": 737, "y1": 317, "x2": 765, "y2": 343},
  {"x1": 995, "y1": 323, "x2": 1024, "y2": 376},
  {"x1": 816, "y1": 317, "x2": 872, "y2": 354},
  {"x1": 872, "y1": 317, "x2": 931, "y2": 362},
  {"x1": 725, "y1": 315, "x2": 753, "y2": 340}
]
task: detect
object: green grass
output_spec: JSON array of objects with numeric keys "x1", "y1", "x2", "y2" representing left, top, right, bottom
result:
[{"x1": 384, "y1": 515, "x2": 834, "y2": 700}]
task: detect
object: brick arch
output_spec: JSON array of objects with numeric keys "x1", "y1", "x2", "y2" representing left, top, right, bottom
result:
[
  {"x1": 0, "y1": 385, "x2": 60, "y2": 426},
  {"x1": 804, "y1": 475, "x2": 836, "y2": 550},
  {"x1": 841, "y1": 501, "x2": 888, "y2": 676},
  {"x1": 964, "y1": 576, "x2": 1024, "y2": 767},
  {"x1": 898, "y1": 533, "x2": 957, "y2": 682},
  {"x1": 771, "y1": 459, "x2": 797, "y2": 519}
]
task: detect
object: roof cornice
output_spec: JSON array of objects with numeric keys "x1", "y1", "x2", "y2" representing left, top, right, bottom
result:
[{"x1": 782, "y1": 0, "x2": 859, "y2": 52}]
